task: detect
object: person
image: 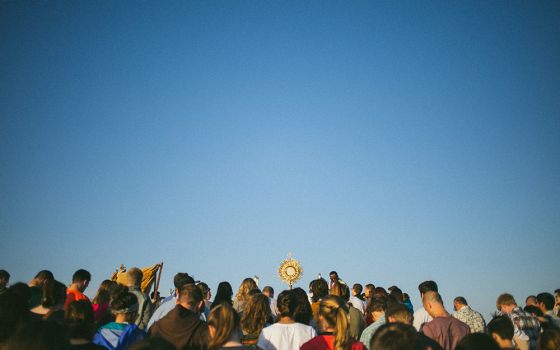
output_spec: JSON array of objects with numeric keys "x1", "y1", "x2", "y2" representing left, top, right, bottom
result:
[
  {"x1": 554, "y1": 290, "x2": 560, "y2": 318},
  {"x1": 526, "y1": 296, "x2": 538, "y2": 308},
  {"x1": 403, "y1": 293, "x2": 414, "y2": 313},
  {"x1": 536, "y1": 292, "x2": 560, "y2": 329},
  {"x1": 455, "y1": 333, "x2": 500, "y2": 350},
  {"x1": 198, "y1": 282, "x2": 213, "y2": 319},
  {"x1": 413, "y1": 281, "x2": 438, "y2": 331},
  {"x1": 240, "y1": 292, "x2": 272, "y2": 346},
  {"x1": 368, "y1": 323, "x2": 424, "y2": 350},
  {"x1": 301, "y1": 295, "x2": 366, "y2": 350},
  {"x1": 0, "y1": 290, "x2": 30, "y2": 347},
  {"x1": 233, "y1": 278, "x2": 258, "y2": 314},
  {"x1": 360, "y1": 297, "x2": 387, "y2": 350},
  {"x1": 208, "y1": 302, "x2": 252, "y2": 350},
  {"x1": 496, "y1": 293, "x2": 541, "y2": 350},
  {"x1": 211, "y1": 281, "x2": 234, "y2": 310},
  {"x1": 147, "y1": 272, "x2": 195, "y2": 329},
  {"x1": 452, "y1": 296, "x2": 486, "y2": 333},
  {"x1": 31, "y1": 279, "x2": 67, "y2": 323},
  {"x1": 363, "y1": 284, "x2": 375, "y2": 306},
  {"x1": 3, "y1": 318, "x2": 70, "y2": 350},
  {"x1": 350, "y1": 284, "x2": 367, "y2": 316},
  {"x1": 93, "y1": 285, "x2": 145, "y2": 349},
  {"x1": 487, "y1": 315, "x2": 516, "y2": 350},
  {"x1": 257, "y1": 290, "x2": 316, "y2": 350},
  {"x1": 65, "y1": 300, "x2": 106, "y2": 349},
  {"x1": 0, "y1": 270, "x2": 10, "y2": 296},
  {"x1": 92, "y1": 279, "x2": 117, "y2": 325},
  {"x1": 420, "y1": 291, "x2": 470, "y2": 350},
  {"x1": 537, "y1": 327, "x2": 560, "y2": 350},
  {"x1": 311, "y1": 278, "x2": 330, "y2": 320},
  {"x1": 329, "y1": 271, "x2": 345, "y2": 290},
  {"x1": 65, "y1": 269, "x2": 92, "y2": 309},
  {"x1": 331, "y1": 282, "x2": 365, "y2": 340},
  {"x1": 149, "y1": 284, "x2": 208, "y2": 350},
  {"x1": 123, "y1": 267, "x2": 152, "y2": 330},
  {"x1": 263, "y1": 286, "x2": 278, "y2": 319},
  {"x1": 293, "y1": 287, "x2": 314, "y2": 326},
  {"x1": 28, "y1": 270, "x2": 55, "y2": 308},
  {"x1": 385, "y1": 303, "x2": 413, "y2": 325}
]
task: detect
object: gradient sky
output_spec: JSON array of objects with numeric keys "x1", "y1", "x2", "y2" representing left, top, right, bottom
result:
[{"x1": 1, "y1": 1, "x2": 559, "y2": 318}]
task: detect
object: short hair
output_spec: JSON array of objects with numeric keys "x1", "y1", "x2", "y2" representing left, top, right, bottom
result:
[
  {"x1": 262, "y1": 286, "x2": 274, "y2": 295},
  {"x1": 311, "y1": 278, "x2": 329, "y2": 302},
  {"x1": 127, "y1": 268, "x2": 143, "y2": 287},
  {"x1": 277, "y1": 290, "x2": 296, "y2": 318},
  {"x1": 353, "y1": 284, "x2": 363, "y2": 295},
  {"x1": 390, "y1": 287, "x2": 404, "y2": 303},
  {"x1": 526, "y1": 295, "x2": 537, "y2": 303},
  {"x1": 422, "y1": 291, "x2": 443, "y2": 305},
  {"x1": 64, "y1": 300, "x2": 95, "y2": 339},
  {"x1": 536, "y1": 292, "x2": 555, "y2": 311},
  {"x1": 178, "y1": 284, "x2": 203, "y2": 306},
  {"x1": 524, "y1": 305, "x2": 544, "y2": 317},
  {"x1": 367, "y1": 297, "x2": 387, "y2": 314},
  {"x1": 370, "y1": 323, "x2": 423, "y2": 350},
  {"x1": 487, "y1": 315, "x2": 514, "y2": 340},
  {"x1": 455, "y1": 333, "x2": 500, "y2": 350},
  {"x1": 454, "y1": 296, "x2": 468, "y2": 306},
  {"x1": 72, "y1": 269, "x2": 91, "y2": 283},
  {"x1": 0, "y1": 270, "x2": 10, "y2": 280},
  {"x1": 385, "y1": 303, "x2": 413, "y2": 325},
  {"x1": 418, "y1": 280, "x2": 438, "y2": 294},
  {"x1": 496, "y1": 293, "x2": 517, "y2": 308},
  {"x1": 173, "y1": 273, "x2": 194, "y2": 289},
  {"x1": 329, "y1": 271, "x2": 338, "y2": 277}
]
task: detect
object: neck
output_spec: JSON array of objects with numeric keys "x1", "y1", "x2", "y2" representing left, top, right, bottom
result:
[
  {"x1": 115, "y1": 314, "x2": 129, "y2": 323},
  {"x1": 432, "y1": 308, "x2": 450, "y2": 318},
  {"x1": 278, "y1": 316, "x2": 295, "y2": 324}
]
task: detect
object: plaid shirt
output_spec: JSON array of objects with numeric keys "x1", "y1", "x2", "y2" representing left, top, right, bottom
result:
[
  {"x1": 453, "y1": 305, "x2": 486, "y2": 333},
  {"x1": 508, "y1": 307, "x2": 541, "y2": 350}
]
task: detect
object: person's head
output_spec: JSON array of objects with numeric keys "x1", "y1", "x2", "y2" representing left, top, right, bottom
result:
[
  {"x1": 403, "y1": 293, "x2": 410, "y2": 301},
  {"x1": 126, "y1": 267, "x2": 143, "y2": 288},
  {"x1": 93, "y1": 279, "x2": 117, "y2": 305},
  {"x1": 3, "y1": 319, "x2": 70, "y2": 350},
  {"x1": 8, "y1": 282, "x2": 31, "y2": 307},
  {"x1": 329, "y1": 271, "x2": 339, "y2": 283},
  {"x1": 41, "y1": 280, "x2": 67, "y2": 308},
  {"x1": 374, "y1": 287, "x2": 389, "y2": 299},
  {"x1": 453, "y1": 296, "x2": 468, "y2": 311},
  {"x1": 526, "y1": 295, "x2": 538, "y2": 307},
  {"x1": 174, "y1": 273, "x2": 195, "y2": 292},
  {"x1": 418, "y1": 280, "x2": 438, "y2": 298},
  {"x1": 330, "y1": 281, "x2": 350, "y2": 302},
  {"x1": 524, "y1": 305, "x2": 544, "y2": 317},
  {"x1": 369, "y1": 322, "x2": 423, "y2": 350},
  {"x1": 110, "y1": 284, "x2": 139, "y2": 323},
  {"x1": 32, "y1": 270, "x2": 55, "y2": 286},
  {"x1": 262, "y1": 286, "x2": 274, "y2": 299},
  {"x1": 496, "y1": 293, "x2": 517, "y2": 313},
  {"x1": 422, "y1": 291, "x2": 445, "y2": 318},
  {"x1": 455, "y1": 333, "x2": 500, "y2": 350},
  {"x1": 64, "y1": 300, "x2": 96, "y2": 340},
  {"x1": 367, "y1": 297, "x2": 388, "y2": 322},
  {"x1": 241, "y1": 293, "x2": 271, "y2": 335},
  {"x1": 277, "y1": 290, "x2": 297, "y2": 319},
  {"x1": 352, "y1": 284, "x2": 363, "y2": 298},
  {"x1": 0, "y1": 270, "x2": 10, "y2": 288},
  {"x1": 0, "y1": 291, "x2": 29, "y2": 343},
  {"x1": 385, "y1": 303, "x2": 413, "y2": 325},
  {"x1": 197, "y1": 282, "x2": 211, "y2": 301},
  {"x1": 364, "y1": 284, "x2": 375, "y2": 299},
  {"x1": 487, "y1": 315, "x2": 514, "y2": 348},
  {"x1": 208, "y1": 302, "x2": 240, "y2": 350},
  {"x1": 293, "y1": 287, "x2": 313, "y2": 325},
  {"x1": 318, "y1": 295, "x2": 350, "y2": 350},
  {"x1": 311, "y1": 278, "x2": 329, "y2": 302},
  {"x1": 178, "y1": 284, "x2": 204, "y2": 313},
  {"x1": 555, "y1": 289, "x2": 560, "y2": 305},
  {"x1": 537, "y1": 327, "x2": 560, "y2": 350},
  {"x1": 389, "y1": 287, "x2": 404, "y2": 303},
  {"x1": 536, "y1": 292, "x2": 555, "y2": 313},
  {"x1": 212, "y1": 281, "x2": 234, "y2": 307},
  {"x1": 235, "y1": 278, "x2": 258, "y2": 302},
  {"x1": 72, "y1": 269, "x2": 91, "y2": 292}
]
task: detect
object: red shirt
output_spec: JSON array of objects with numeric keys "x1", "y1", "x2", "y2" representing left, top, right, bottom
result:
[
  {"x1": 301, "y1": 334, "x2": 366, "y2": 350},
  {"x1": 64, "y1": 288, "x2": 90, "y2": 309}
]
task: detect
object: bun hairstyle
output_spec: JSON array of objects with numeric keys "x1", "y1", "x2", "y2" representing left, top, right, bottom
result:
[
  {"x1": 110, "y1": 284, "x2": 138, "y2": 315},
  {"x1": 208, "y1": 302, "x2": 240, "y2": 350},
  {"x1": 319, "y1": 295, "x2": 350, "y2": 350},
  {"x1": 276, "y1": 290, "x2": 296, "y2": 318}
]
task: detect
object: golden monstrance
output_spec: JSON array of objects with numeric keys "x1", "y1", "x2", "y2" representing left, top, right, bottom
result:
[{"x1": 278, "y1": 253, "x2": 303, "y2": 289}]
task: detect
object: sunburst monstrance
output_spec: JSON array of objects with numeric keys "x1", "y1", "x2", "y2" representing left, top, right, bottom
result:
[{"x1": 278, "y1": 253, "x2": 303, "y2": 289}]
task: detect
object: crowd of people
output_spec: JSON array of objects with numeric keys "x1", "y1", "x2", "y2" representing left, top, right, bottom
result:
[{"x1": 0, "y1": 268, "x2": 559, "y2": 350}]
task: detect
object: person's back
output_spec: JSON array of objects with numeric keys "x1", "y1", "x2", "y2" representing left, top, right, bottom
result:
[
  {"x1": 452, "y1": 297, "x2": 486, "y2": 333},
  {"x1": 421, "y1": 316, "x2": 470, "y2": 350}
]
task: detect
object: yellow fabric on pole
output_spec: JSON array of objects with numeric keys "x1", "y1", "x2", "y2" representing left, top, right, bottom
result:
[{"x1": 111, "y1": 263, "x2": 161, "y2": 294}]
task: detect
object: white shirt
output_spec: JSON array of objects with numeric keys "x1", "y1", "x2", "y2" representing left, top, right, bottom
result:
[
  {"x1": 349, "y1": 296, "x2": 367, "y2": 315},
  {"x1": 413, "y1": 307, "x2": 433, "y2": 331},
  {"x1": 257, "y1": 322, "x2": 317, "y2": 350}
]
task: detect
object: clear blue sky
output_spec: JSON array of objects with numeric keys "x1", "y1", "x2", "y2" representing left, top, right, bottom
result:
[{"x1": 1, "y1": 1, "x2": 559, "y2": 318}]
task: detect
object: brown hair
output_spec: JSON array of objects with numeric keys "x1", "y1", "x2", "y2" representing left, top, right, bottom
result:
[
  {"x1": 496, "y1": 293, "x2": 517, "y2": 310},
  {"x1": 235, "y1": 278, "x2": 258, "y2": 302},
  {"x1": 319, "y1": 295, "x2": 350, "y2": 350},
  {"x1": 92, "y1": 280, "x2": 116, "y2": 305},
  {"x1": 208, "y1": 303, "x2": 239, "y2": 350},
  {"x1": 241, "y1": 293, "x2": 271, "y2": 335}
]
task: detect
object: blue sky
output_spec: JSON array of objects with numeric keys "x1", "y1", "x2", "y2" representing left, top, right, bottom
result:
[{"x1": 1, "y1": 1, "x2": 559, "y2": 318}]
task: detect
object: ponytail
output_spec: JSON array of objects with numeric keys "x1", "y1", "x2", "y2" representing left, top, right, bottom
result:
[
  {"x1": 319, "y1": 296, "x2": 351, "y2": 350},
  {"x1": 334, "y1": 305, "x2": 350, "y2": 350}
]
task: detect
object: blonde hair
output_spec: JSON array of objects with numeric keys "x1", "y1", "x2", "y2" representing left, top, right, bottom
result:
[
  {"x1": 235, "y1": 278, "x2": 258, "y2": 302},
  {"x1": 241, "y1": 293, "x2": 271, "y2": 335},
  {"x1": 208, "y1": 303, "x2": 239, "y2": 350},
  {"x1": 319, "y1": 295, "x2": 350, "y2": 350}
]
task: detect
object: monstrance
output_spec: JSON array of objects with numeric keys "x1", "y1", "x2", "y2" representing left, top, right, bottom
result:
[{"x1": 278, "y1": 253, "x2": 303, "y2": 289}]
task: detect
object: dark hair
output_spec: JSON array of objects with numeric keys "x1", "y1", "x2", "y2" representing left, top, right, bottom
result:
[
  {"x1": 454, "y1": 296, "x2": 468, "y2": 306},
  {"x1": 538, "y1": 327, "x2": 560, "y2": 350},
  {"x1": 3, "y1": 319, "x2": 70, "y2": 350},
  {"x1": 211, "y1": 281, "x2": 233, "y2": 310},
  {"x1": 277, "y1": 290, "x2": 296, "y2": 318},
  {"x1": 34, "y1": 270, "x2": 55, "y2": 282},
  {"x1": 93, "y1": 280, "x2": 116, "y2": 305},
  {"x1": 42, "y1": 280, "x2": 67, "y2": 308},
  {"x1": 0, "y1": 269, "x2": 10, "y2": 280},
  {"x1": 110, "y1": 284, "x2": 138, "y2": 312},
  {"x1": 353, "y1": 284, "x2": 363, "y2": 298},
  {"x1": 418, "y1": 281, "x2": 438, "y2": 294},
  {"x1": 311, "y1": 278, "x2": 329, "y2": 302},
  {"x1": 374, "y1": 287, "x2": 388, "y2": 298},
  {"x1": 263, "y1": 286, "x2": 274, "y2": 295},
  {"x1": 487, "y1": 315, "x2": 514, "y2": 340},
  {"x1": 455, "y1": 333, "x2": 500, "y2": 350},
  {"x1": 64, "y1": 300, "x2": 95, "y2": 340},
  {"x1": 0, "y1": 291, "x2": 30, "y2": 342},
  {"x1": 293, "y1": 287, "x2": 313, "y2": 325},
  {"x1": 329, "y1": 271, "x2": 338, "y2": 277},
  {"x1": 370, "y1": 322, "x2": 423, "y2": 350},
  {"x1": 386, "y1": 303, "x2": 413, "y2": 324},
  {"x1": 367, "y1": 297, "x2": 388, "y2": 314},
  {"x1": 174, "y1": 273, "x2": 195, "y2": 289},
  {"x1": 390, "y1": 287, "x2": 404, "y2": 303},
  {"x1": 72, "y1": 269, "x2": 91, "y2": 283},
  {"x1": 197, "y1": 282, "x2": 210, "y2": 297},
  {"x1": 524, "y1": 305, "x2": 544, "y2": 317},
  {"x1": 8, "y1": 282, "x2": 31, "y2": 305},
  {"x1": 178, "y1": 284, "x2": 204, "y2": 305},
  {"x1": 536, "y1": 293, "x2": 555, "y2": 311},
  {"x1": 128, "y1": 337, "x2": 176, "y2": 350}
]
